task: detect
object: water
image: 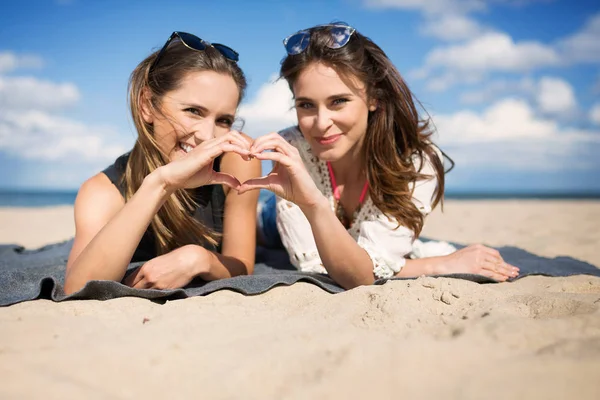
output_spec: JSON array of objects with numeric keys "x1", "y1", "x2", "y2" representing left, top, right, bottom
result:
[
  {"x1": 0, "y1": 190, "x2": 78, "y2": 207},
  {"x1": 1, "y1": 188, "x2": 599, "y2": 208}
]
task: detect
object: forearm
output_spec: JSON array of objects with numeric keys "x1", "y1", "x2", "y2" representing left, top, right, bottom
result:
[
  {"x1": 64, "y1": 172, "x2": 171, "y2": 293},
  {"x1": 396, "y1": 257, "x2": 444, "y2": 278},
  {"x1": 197, "y1": 251, "x2": 251, "y2": 281},
  {"x1": 300, "y1": 198, "x2": 375, "y2": 289}
]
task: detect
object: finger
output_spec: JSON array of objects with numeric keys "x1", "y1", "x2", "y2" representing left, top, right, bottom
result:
[
  {"x1": 227, "y1": 130, "x2": 252, "y2": 146},
  {"x1": 252, "y1": 151, "x2": 296, "y2": 168},
  {"x1": 251, "y1": 134, "x2": 296, "y2": 155},
  {"x1": 494, "y1": 261, "x2": 518, "y2": 278},
  {"x1": 485, "y1": 254, "x2": 519, "y2": 275},
  {"x1": 480, "y1": 269, "x2": 508, "y2": 282},
  {"x1": 250, "y1": 132, "x2": 280, "y2": 149},
  {"x1": 482, "y1": 246, "x2": 503, "y2": 261},
  {"x1": 218, "y1": 143, "x2": 251, "y2": 156},
  {"x1": 505, "y1": 262, "x2": 519, "y2": 272},
  {"x1": 237, "y1": 176, "x2": 279, "y2": 195},
  {"x1": 212, "y1": 135, "x2": 251, "y2": 153},
  {"x1": 203, "y1": 132, "x2": 250, "y2": 152},
  {"x1": 123, "y1": 267, "x2": 144, "y2": 287},
  {"x1": 482, "y1": 260, "x2": 513, "y2": 278},
  {"x1": 132, "y1": 277, "x2": 150, "y2": 289},
  {"x1": 209, "y1": 171, "x2": 241, "y2": 190},
  {"x1": 195, "y1": 143, "x2": 249, "y2": 165},
  {"x1": 251, "y1": 139, "x2": 292, "y2": 157}
]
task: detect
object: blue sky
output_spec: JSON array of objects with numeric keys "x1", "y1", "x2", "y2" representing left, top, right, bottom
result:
[{"x1": 1, "y1": 0, "x2": 599, "y2": 192}]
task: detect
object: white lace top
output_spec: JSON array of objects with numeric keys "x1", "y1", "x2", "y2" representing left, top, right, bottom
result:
[{"x1": 275, "y1": 126, "x2": 443, "y2": 280}]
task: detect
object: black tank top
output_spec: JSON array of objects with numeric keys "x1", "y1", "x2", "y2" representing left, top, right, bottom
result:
[{"x1": 102, "y1": 153, "x2": 226, "y2": 262}]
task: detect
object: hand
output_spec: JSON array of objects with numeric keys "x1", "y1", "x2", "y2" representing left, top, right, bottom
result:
[
  {"x1": 439, "y1": 244, "x2": 519, "y2": 282},
  {"x1": 123, "y1": 245, "x2": 209, "y2": 290},
  {"x1": 237, "y1": 132, "x2": 324, "y2": 209},
  {"x1": 157, "y1": 130, "x2": 251, "y2": 192}
]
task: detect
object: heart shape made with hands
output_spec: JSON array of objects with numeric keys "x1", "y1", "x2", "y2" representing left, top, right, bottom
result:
[
  {"x1": 219, "y1": 133, "x2": 288, "y2": 195},
  {"x1": 197, "y1": 135, "x2": 272, "y2": 193}
]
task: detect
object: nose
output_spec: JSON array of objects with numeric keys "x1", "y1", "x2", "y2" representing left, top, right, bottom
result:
[
  {"x1": 191, "y1": 119, "x2": 216, "y2": 144},
  {"x1": 315, "y1": 107, "x2": 333, "y2": 132}
]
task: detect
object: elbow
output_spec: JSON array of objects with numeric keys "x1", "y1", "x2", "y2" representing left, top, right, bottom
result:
[
  {"x1": 339, "y1": 274, "x2": 376, "y2": 290},
  {"x1": 63, "y1": 274, "x2": 84, "y2": 296}
]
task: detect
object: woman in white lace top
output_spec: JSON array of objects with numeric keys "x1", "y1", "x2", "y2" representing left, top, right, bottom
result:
[{"x1": 240, "y1": 23, "x2": 519, "y2": 289}]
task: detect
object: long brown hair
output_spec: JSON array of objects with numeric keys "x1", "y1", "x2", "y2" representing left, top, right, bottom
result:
[
  {"x1": 126, "y1": 39, "x2": 246, "y2": 254},
  {"x1": 280, "y1": 24, "x2": 448, "y2": 237}
]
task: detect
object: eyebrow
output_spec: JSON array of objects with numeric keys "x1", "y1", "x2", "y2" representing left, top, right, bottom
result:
[
  {"x1": 181, "y1": 102, "x2": 235, "y2": 121},
  {"x1": 294, "y1": 93, "x2": 354, "y2": 102}
]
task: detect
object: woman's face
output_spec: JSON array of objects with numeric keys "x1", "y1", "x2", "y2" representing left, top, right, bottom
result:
[
  {"x1": 292, "y1": 62, "x2": 375, "y2": 162},
  {"x1": 145, "y1": 70, "x2": 239, "y2": 162}
]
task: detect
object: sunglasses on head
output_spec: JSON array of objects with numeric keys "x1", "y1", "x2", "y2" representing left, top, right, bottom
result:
[
  {"x1": 150, "y1": 31, "x2": 239, "y2": 72},
  {"x1": 283, "y1": 23, "x2": 356, "y2": 56}
]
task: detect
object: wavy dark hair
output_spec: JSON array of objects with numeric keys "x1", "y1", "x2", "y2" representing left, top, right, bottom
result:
[
  {"x1": 126, "y1": 39, "x2": 246, "y2": 254},
  {"x1": 280, "y1": 24, "x2": 451, "y2": 237}
]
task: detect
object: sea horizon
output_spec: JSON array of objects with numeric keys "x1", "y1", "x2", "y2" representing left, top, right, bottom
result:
[{"x1": 1, "y1": 187, "x2": 600, "y2": 208}]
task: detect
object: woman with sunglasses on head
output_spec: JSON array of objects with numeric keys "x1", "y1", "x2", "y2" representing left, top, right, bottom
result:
[
  {"x1": 64, "y1": 32, "x2": 261, "y2": 295},
  {"x1": 242, "y1": 23, "x2": 519, "y2": 289}
]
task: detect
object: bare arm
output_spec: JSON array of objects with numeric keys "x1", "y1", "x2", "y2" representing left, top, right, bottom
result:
[
  {"x1": 300, "y1": 198, "x2": 376, "y2": 288},
  {"x1": 65, "y1": 131, "x2": 251, "y2": 294},
  {"x1": 64, "y1": 172, "x2": 171, "y2": 294},
  {"x1": 198, "y1": 141, "x2": 262, "y2": 280}
]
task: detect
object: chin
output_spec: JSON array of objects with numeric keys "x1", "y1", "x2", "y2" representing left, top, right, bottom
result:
[{"x1": 312, "y1": 147, "x2": 340, "y2": 162}]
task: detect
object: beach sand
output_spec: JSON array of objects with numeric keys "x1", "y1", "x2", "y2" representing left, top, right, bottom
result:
[{"x1": 1, "y1": 200, "x2": 599, "y2": 399}]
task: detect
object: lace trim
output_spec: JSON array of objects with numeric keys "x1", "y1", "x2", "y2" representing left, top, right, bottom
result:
[{"x1": 279, "y1": 127, "x2": 404, "y2": 279}]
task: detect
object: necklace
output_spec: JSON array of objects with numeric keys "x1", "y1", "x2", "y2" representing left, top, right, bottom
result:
[{"x1": 327, "y1": 161, "x2": 369, "y2": 229}]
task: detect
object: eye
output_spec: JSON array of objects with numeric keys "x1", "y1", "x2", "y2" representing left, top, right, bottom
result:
[
  {"x1": 184, "y1": 107, "x2": 202, "y2": 116},
  {"x1": 332, "y1": 98, "x2": 349, "y2": 106},
  {"x1": 217, "y1": 117, "x2": 234, "y2": 127},
  {"x1": 296, "y1": 101, "x2": 314, "y2": 110}
]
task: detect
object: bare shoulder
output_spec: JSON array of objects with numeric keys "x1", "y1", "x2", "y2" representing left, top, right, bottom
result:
[{"x1": 74, "y1": 173, "x2": 125, "y2": 226}]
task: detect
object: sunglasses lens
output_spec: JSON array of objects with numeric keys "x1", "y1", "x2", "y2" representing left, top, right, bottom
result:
[
  {"x1": 328, "y1": 26, "x2": 352, "y2": 49},
  {"x1": 285, "y1": 31, "x2": 310, "y2": 55},
  {"x1": 177, "y1": 32, "x2": 207, "y2": 52},
  {"x1": 213, "y1": 44, "x2": 239, "y2": 62}
]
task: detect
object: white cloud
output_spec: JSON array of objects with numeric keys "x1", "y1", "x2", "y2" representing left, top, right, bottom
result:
[
  {"x1": 237, "y1": 76, "x2": 297, "y2": 138},
  {"x1": 0, "y1": 76, "x2": 80, "y2": 110},
  {"x1": 421, "y1": 14, "x2": 490, "y2": 41},
  {"x1": 459, "y1": 77, "x2": 536, "y2": 104},
  {"x1": 590, "y1": 103, "x2": 600, "y2": 125},
  {"x1": 426, "y1": 32, "x2": 559, "y2": 73},
  {"x1": 433, "y1": 98, "x2": 599, "y2": 170},
  {"x1": 558, "y1": 13, "x2": 600, "y2": 64},
  {"x1": 415, "y1": 33, "x2": 559, "y2": 90},
  {"x1": 0, "y1": 52, "x2": 44, "y2": 74},
  {"x1": 0, "y1": 52, "x2": 131, "y2": 170},
  {"x1": 535, "y1": 77, "x2": 576, "y2": 115},
  {"x1": 435, "y1": 98, "x2": 555, "y2": 142},
  {"x1": 0, "y1": 109, "x2": 130, "y2": 162}
]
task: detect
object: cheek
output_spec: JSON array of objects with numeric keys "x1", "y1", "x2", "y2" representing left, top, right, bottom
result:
[
  {"x1": 344, "y1": 107, "x2": 369, "y2": 132},
  {"x1": 297, "y1": 113, "x2": 313, "y2": 131}
]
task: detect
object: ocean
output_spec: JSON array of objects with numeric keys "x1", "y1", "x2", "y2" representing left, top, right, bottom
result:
[{"x1": 0, "y1": 188, "x2": 599, "y2": 208}]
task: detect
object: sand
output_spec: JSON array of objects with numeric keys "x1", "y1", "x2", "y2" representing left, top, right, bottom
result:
[{"x1": 1, "y1": 200, "x2": 599, "y2": 399}]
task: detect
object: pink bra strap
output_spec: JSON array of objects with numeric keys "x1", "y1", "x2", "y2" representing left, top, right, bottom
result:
[{"x1": 327, "y1": 162, "x2": 369, "y2": 204}]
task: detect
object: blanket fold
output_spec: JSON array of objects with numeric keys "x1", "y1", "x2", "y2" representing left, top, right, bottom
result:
[{"x1": 1, "y1": 239, "x2": 598, "y2": 306}]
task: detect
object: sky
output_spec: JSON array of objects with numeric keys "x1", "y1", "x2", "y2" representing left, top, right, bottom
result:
[{"x1": 0, "y1": 0, "x2": 599, "y2": 193}]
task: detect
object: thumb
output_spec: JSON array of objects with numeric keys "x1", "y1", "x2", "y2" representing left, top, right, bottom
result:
[{"x1": 209, "y1": 171, "x2": 241, "y2": 190}]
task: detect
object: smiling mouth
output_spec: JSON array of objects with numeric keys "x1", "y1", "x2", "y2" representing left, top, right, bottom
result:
[
  {"x1": 179, "y1": 142, "x2": 193, "y2": 153},
  {"x1": 316, "y1": 134, "x2": 342, "y2": 145}
]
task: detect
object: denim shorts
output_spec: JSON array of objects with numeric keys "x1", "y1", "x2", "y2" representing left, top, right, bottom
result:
[{"x1": 257, "y1": 191, "x2": 283, "y2": 249}]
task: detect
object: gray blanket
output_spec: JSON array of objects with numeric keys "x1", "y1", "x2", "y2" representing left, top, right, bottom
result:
[{"x1": 1, "y1": 239, "x2": 599, "y2": 306}]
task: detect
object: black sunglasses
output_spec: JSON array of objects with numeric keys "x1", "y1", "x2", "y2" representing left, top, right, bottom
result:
[{"x1": 150, "y1": 31, "x2": 239, "y2": 72}]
